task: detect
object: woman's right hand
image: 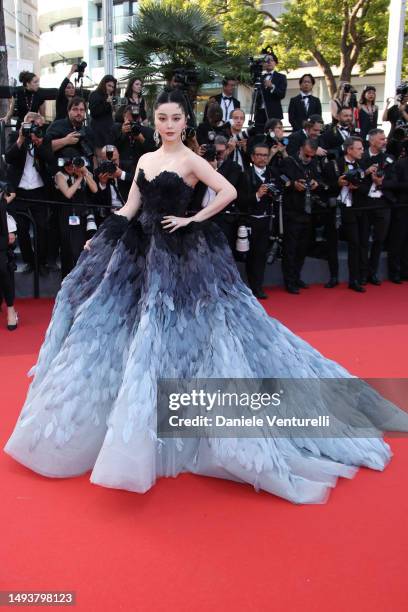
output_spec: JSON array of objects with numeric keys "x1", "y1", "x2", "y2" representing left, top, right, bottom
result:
[{"x1": 83, "y1": 238, "x2": 93, "y2": 251}]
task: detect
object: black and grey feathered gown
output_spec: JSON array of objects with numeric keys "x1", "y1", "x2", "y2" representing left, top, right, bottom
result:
[{"x1": 4, "y1": 169, "x2": 408, "y2": 504}]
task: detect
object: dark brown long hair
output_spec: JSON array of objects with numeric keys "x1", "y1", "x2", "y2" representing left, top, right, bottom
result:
[
  {"x1": 96, "y1": 75, "x2": 117, "y2": 98},
  {"x1": 125, "y1": 76, "x2": 143, "y2": 100}
]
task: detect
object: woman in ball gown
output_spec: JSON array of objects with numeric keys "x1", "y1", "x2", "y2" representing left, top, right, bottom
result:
[{"x1": 4, "y1": 89, "x2": 408, "y2": 504}]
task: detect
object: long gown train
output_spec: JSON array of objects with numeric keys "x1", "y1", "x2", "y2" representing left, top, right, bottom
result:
[{"x1": 4, "y1": 169, "x2": 408, "y2": 504}]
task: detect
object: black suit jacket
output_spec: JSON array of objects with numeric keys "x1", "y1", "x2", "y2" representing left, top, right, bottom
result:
[
  {"x1": 255, "y1": 72, "x2": 287, "y2": 120},
  {"x1": 286, "y1": 130, "x2": 308, "y2": 157},
  {"x1": 242, "y1": 165, "x2": 281, "y2": 216},
  {"x1": 288, "y1": 94, "x2": 322, "y2": 131},
  {"x1": 203, "y1": 93, "x2": 240, "y2": 122},
  {"x1": 360, "y1": 150, "x2": 398, "y2": 206},
  {"x1": 191, "y1": 159, "x2": 246, "y2": 215},
  {"x1": 5, "y1": 133, "x2": 55, "y2": 191},
  {"x1": 320, "y1": 124, "x2": 356, "y2": 159}
]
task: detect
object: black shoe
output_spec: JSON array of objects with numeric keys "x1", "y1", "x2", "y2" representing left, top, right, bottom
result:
[
  {"x1": 348, "y1": 281, "x2": 366, "y2": 293},
  {"x1": 390, "y1": 276, "x2": 403, "y2": 284},
  {"x1": 39, "y1": 265, "x2": 49, "y2": 277},
  {"x1": 21, "y1": 263, "x2": 34, "y2": 274},
  {"x1": 296, "y1": 279, "x2": 309, "y2": 289},
  {"x1": 401, "y1": 274, "x2": 408, "y2": 281},
  {"x1": 286, "y1": 285, "x2": 300, "y2": 295},
  {"x1": 359, "y1": 278, "x2": 367, "y2": 286},
  {"x1": 324, "y1": 276, "x2": 338, "y2": 288},
  {"x1": 254, "y1": 288, "x2": 268, "y2": 299},
  {"x1": 7, "y1": 311, "x2": 18, "y2": 331},
  {"x1": 368, "y1": 274, "x2": 381, "y2": 286}
]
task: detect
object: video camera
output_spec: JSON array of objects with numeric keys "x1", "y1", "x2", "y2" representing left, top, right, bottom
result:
[
  {"x1": 22, "y1": 122, "x2": 45, "y2": 139},
  {"x1": 173, "y1": 67, "x2": 198, "y2": 90}
]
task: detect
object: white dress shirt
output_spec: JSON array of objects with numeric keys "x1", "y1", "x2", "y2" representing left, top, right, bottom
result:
[{"x1": 18, "y1": 149, "x2": 44, "y2": 190}]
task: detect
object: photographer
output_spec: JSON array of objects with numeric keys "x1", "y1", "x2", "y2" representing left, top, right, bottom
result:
[
  {"x1": 382, "y1": 84, "x2": 408, "y2": 138},
  {"x1": 358, "y1": 86, "x2": 378, "y2": 143},
  {"x1": 360, "y1": 129, "x2": 398, "y2": 285},
  {"x1": 94, "y1": 145, "x2": 133, "y2": 214},
  {"x1": 288, "y1": 74, "x2": 322, "y2": 132},
  {"x1": 254, "y1": 53, "x2": 287, "y2": 134},
  {"x1": 45, "y1": 97, "x2": 95, "y2": 161},
  {"x1": 287, "y1": 115, "x2": 325, "y2": 158},
  {"x1": 191, "y1": 135, "x2": 247, "y2": 254},
  {"x1": 196, "y1": 102, "x2": 230, "y2": 149},
  {"x1": 124, "y1": 77, "x2": 147, "y2": 124},
  {"x1": 281, "y1": 139, "x2": 323, "y2": 294},
  {"x1": 227, "y1": 109, "x2": 251, "y2": 170},
  {"x1": 326, "y1": 136, "x2": 367, "y2": 292},
  {"x1": 330, "y1": 82, "x2": 357, "y2": 123},
  {"x1": 54, "y1": 149, "x2": 97, "y2": 279},
  {"x1": 0, "y1": 71, "x2": 46, "y2": 129},
  {"x1": 203, "y1": 77, "x2": 240, "y2": 123},
  {"x1": 388, "y1": 153, "x2": 408, "y2": 283},
  {"x1": 320, "y1": 107, "x2": 357, "y2": 159},
  {"x1": 111, "y1": 105, "x2": 156, "y2": 172},
  {"x1": 5, "y1": 112, "x2": 55, "y2": 276},
  {"x1": 167, "y1": 69, "x2": 197, "y2": 127},
  {"x1": 242, "y1": 143, "x2": 280, "y2": 298},
  {"x1": 88, "y1": 75, "x2": 117, "y2": 155},
  {"x1": 55, "y1": 63, "x2": 87, "y2": 120},
  {"x1": 248, "y1": 118, "x2": 288, "y2": 169},
  {"x1": 0, "y1": 186, "x2": 18, "y2": 330}
]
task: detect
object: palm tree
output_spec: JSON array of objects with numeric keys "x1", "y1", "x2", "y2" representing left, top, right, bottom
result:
[{"x1": 118, "y1": 0, "x2": 248, "y2": 89}]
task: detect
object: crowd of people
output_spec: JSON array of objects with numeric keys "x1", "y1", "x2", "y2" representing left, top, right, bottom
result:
[{"x1": 1, "y1": 54, "x2": 408, "y2": 330}]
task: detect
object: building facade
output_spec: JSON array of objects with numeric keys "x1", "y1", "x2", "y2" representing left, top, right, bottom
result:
[
  {"x1": 4, "y1": 0, "x2": 40, "y2": 84},
  {"x1": 38, "y1": 0, "x2": 138, "y2": 90}
]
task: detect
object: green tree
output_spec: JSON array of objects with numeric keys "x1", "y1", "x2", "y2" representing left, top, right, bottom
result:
[
  {"x1": 119, "y1": 0, "x2": 248, "y2": 89},
  {"x1": 191, "y1": 0, "x2": 390, "y2": 96}
]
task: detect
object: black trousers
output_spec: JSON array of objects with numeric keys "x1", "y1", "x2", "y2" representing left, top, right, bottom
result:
[
  {"x1": 282, "y1": 211, "x2": 313, "y2": 287},
  {"x1": 13, "y1": 187, "x2": 49, "y2": 266},
  {"x1": 314, "y1": 208, "x2": 339, "y2": 277},
  {"x1": 58, "y1": 206, "x2": 87, "y2": 279},
  {"x1": 0, "y1": 248, "x2": 15, "y2": 307},
  {"x1": 215, "y1": 214, "x2": 239, "y2": 256},
  {"x1": 246, "y1": 216, "x2": 270, "y2": 291},
  {"x1": 363, "y1": 202, "x2": 391, "y2": 278},
  {"x1": 387, "y1": 206, "x2": 408, "y2": 278},
  {"x1": 341, "y1": 207, "x2": 369, "y2": 283}
]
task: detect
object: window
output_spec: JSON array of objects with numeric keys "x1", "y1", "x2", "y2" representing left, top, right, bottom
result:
[{"x1": 97, "y1": 48, "x2": 103, "y2": 61}]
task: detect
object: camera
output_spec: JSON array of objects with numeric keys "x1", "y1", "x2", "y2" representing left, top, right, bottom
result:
[
  {"x1": 57, "y1": 156, "x2": 88, "y2": 169},
  {"x1": 0, "y1": 179, "x2": 11, "y2": 196},
  {"x1": 22, "y1": 122, "x2": 44, "y2": 139},
  {"x1": 172, "y1": 67, "x2": 198, "y2": 90},
  {"x1": 248, "y1": 57, "x2": 264, "y2": 86},
  {"x1": 265, "y1": 131, "x2": 288, "y2": 148},
  {"x1": 96, "y1": 160, "x2": 117, "y2": 175},
  {"x1": 396, "y1": 82, "x2": 408, "y2": 102},
  {"x1": 393, "y1": 119, "x2": 408, "y2": 141},
  {"x1": 75, "y1": 127, "x2": 94, "y2": 159},
  {"x1": 75, "y1": 61, "x2": 87, "y2": 78},
  {"x1": 264, "y1": 182, "x2": 281, "y2": 197},
  {"x1": 344, "y1": 167, "x2": 365, "y2": 186},
  {"x1": 343, "y1": 83, "x2": 358, "y2": 107},
  {"x1": 203, "y1": 130, "x2": 217, "y2": 162},
  {"x1": 375, "y1": 157, "x2": 394, "y2": 178}
]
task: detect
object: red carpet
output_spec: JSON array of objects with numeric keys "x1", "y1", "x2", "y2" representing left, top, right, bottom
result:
[{"x1": 1, "y1": 284, "x2": 408, "y2": 612}]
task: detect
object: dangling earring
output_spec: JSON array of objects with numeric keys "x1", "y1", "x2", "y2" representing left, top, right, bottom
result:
[
  {"x1": 154, "y1": 130, "x2": 161, "y2": 146},
  {"x1": 181, "y1": 128, "x2": 187, "y2": 141}
]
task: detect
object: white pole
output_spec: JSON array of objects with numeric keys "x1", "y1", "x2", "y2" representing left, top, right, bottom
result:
[
  {"x1": 383, "y1": 0, "x2": 407, "y2": 129},
  {"x1": 102, "y1": 0, "x2": 115, "y2": 75},
  {"x1": 14, "y1": 0, "x2": 21, "y2": 64}
]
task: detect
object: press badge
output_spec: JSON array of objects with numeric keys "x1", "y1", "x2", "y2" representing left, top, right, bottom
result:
[{"x1": 69, "y1": 215, "x2": 80, "y2": 226}]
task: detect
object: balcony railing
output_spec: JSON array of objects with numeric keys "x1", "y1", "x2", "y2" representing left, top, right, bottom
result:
[{"x1": 91, "y1": 15, "x2": 138, "y2": 39}]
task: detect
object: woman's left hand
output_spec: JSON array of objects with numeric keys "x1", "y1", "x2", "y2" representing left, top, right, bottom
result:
[{"x1": 161, "y1": 216, "x2": 192, "y2": 233}]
